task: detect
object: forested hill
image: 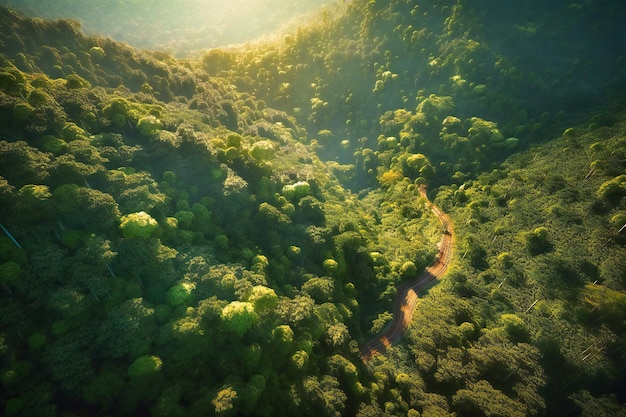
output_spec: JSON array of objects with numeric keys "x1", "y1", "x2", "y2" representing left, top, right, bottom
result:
[
  {"x1": 1, "y1": 1, "x2": 625, "y2": 417},
  {"x1": 204, "y1": 0, "x2": 626, "y2": 188}
]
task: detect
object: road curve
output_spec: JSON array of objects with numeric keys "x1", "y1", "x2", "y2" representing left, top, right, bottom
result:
[{"x1": 360, "y1": 185, "x2": 454, "y2": 362}]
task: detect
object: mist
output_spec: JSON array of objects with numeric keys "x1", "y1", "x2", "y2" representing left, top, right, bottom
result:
[{"x1": 0, "y1": 0, "x2": 336, "y2": 55}]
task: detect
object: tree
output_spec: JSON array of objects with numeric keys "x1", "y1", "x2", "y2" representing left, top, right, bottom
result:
[
  {"x1": 53, "y1": 184, "x2": 120, "y2": 230},
  {"x1": 221, "y1": 301, "x2": 257, "y2": 336},
  {"x1": 452, "y1": 380, "x2": 524, "y2": 417},
  {"x1": 290, "y1": 350, "x2": 310, "y2": 373},
  {"x1": 118, "y1": 184, "x2": 167, "y2": 214},
  {"x1": 581, "y1": 284, "x2": 626, "y2": 333},
  {"x1": 44, "y1": 327, "x2": 96, "y2": 392},
  {"x1": 212, "y1": 385, "x2": 239, "y2": 417},
  {"x1": 66, "y1": 235, "x2": 117, "y2": 300},
  {"x1": 522, "y1": 226, "x2": 551, "y2": 256},
  {"x1": 191, "y1": 202, "x2": 212, "y2": 235},
  {"x1": 65, "y1": 73, "x2": 90, "y2": 89},
  {"x1": 28, "y1": 87, "x2": 51, "y2": 107},
  {"x1": 282, "y1": 181, "x2": 311, "y2": 202},
  {"x1": 0, "y1": 261, "x2": 21, "y2": 289},
  {"x1": 128, "y1": 355, "x2": 163, "y2": 378},
  {"x1": 240, "y1": 374, "x2": 266, "y2": 415},
  {"x1": 15, "y1": 184, "x2": 52, "y2": 222},
  {"x1": 327, "y1": 354, "x2": 359, "y2": 389},
  {"x1": 498, "y1": 313, "x2": 530, "y2": 343},
  {"x1": 570, "y1": 390, "x2": 626, "y2": 417},
  {"x1": 250, "y1": 140, "x2": 275, "y2": 161},
  {"x1": 404, "y1": 153, "x2": 433, "y2": 179},
  {"x1": 150, "y1": 385, "x2": 188, "y2": 417},
  {"x1": 103, "y1": 97, "x2": 137, "y2": 129},
  {"x1": 272, "y1": 324, "x2": 295, "y2": 356},
  {"x1": 325, "y1": 323, "x2": 350, "y2": 348},
  {"x1": 302, "y1": 375, "x2": 347, "y2": 417},
  {"x1": 245, "y1": 285, "x2": 278, "y2": 314},
  {"x1": 120, "y1": 212, "x2": 160, "y2": 239},
  {"x1": 67, "y1": 140, "x2": 107, "y2": 167},
  {"x1": 113, "y1": 238, "x2": 177, "y2": 292},
  {"x1": 371, "y1": 311, "x2": 393, "y2": 334},
  {"x1": 297, "y1": 196, "x2": 325, "y2": 224},
  {"x1": 528, "y1": 254, "x2": 581, "y2": 295},
  {"x1": 174, "y1": 210, "x2": 195, "y2": 230},
  {"x1": 302, "y1": 276, "x2": 334, "y2": 303},
  {"x1": 166, "y1": 281, "x2": 196, "y2": 307},
  {"x1": 49, "y1": 154, "x2": 97, "y2": 186},
  {"x1": 276, "y1": 295, "x2": 315, "y2": 326},
  {"x1": 81, "y1": 369, "x2": 125, "y2": 412},
  {"x1": 106, "y1": 171, "x2": 166, "y2": 214},
  {"x1": 399, "y1": 260, "x2": 418, "y2": 279},
  {"x1": 467, "y1": 332, "x2": 546, "y2": 415},
  {"x1": 0, "y1": 176, "x2": 15, "y2": 208},
  {"x1": 258, "y1": 202, "x2": 291, "y2": 225},
  {"x1": 97, "y1": 298, "x2": 157, "y2": 359},
  {"x1": 136, "y1": 115, "x2": 163, "y2": 137},
  {"x1": 0, "y1": 64, "x2": 27, "y2": 96},
  {"x1": 597, "y1": 174, "x2": 626, "y2": 203}
]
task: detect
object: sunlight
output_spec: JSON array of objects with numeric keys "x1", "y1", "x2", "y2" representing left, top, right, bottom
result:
[
  {"x1": 0, "y1": 0, "x2": 334, "y2": 55},
  {"x1": 1, "y1": 1, "x2": 624, "y2": 416}
]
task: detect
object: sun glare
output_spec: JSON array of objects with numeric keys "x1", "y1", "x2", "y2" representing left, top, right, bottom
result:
[{"x1": 0, "y1": 0, "x2": 335, "y2": 55}]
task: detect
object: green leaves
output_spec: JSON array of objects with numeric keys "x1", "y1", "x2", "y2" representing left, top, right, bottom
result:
[
  {"x1": 0, "y1": 141, "x2": 51, "y2": 187},
  {"x1": 245, "y1": 285, "x2": 278, "y2": 314},
  {"x1": 212, "y1": 385, "x2": 239, "y2": 416},
  {"x1": 220, "y1": 301, "x2": 257, "y2": 337},
  {"x1": 0, "y1": 261, "x2": 21, "y2": 287},
  {"x1": 53, "y1": 184, "x2": 120, "y2": 230},
  {"x1": 249, "y1": 140, "x2": 276, "y2": 161},
  {"x1": 302, "y1": 375, "x2": 347, "y2": 416},
  {"x1": 521, "y1": 226, "x2": 552, "y2": 256},
  {"x1": 0, "y1": 64, "x2": 27, "y2": 96},
  {"x1": 597, "y1": 174, "x2": 626, "y2": 203},
  {"x1": 580, "y1": 284, "x2": 626, "y2": 334},
  {"x1": 1, "y1": 3, "x2": 625, "y2": 416},
  {"x1": 453, "y1": 380, "x2": 524, "y2": 417},
  {"x1": 65, "y1": 73, "x2": 90, "y2": 89},
  {"x1": 120, "y1": 211, "x2": 159, "y2": 239},
  {"x1": 136, "y1": 115, "x2": 163, "y2": 137},
  {"x1": 128, "y1": 355, "x2": 162, "y2": 378},
  {"x1": 165, "y1": 282, "x2": 195, "y2": 307},
  {"x1": 302, "y1": 276, "x2": 334, "y2": 303},
  {"x1": 98, "y1": 298, "x2": 156, "y2": 359},
  {"x1": 282, "y1": 181, "x2": 311, "y2": 202}
]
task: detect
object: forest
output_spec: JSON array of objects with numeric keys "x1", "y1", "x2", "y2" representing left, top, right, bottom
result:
[{"x1": 0, "y1": 1, "x2": 625, "y2": 416}]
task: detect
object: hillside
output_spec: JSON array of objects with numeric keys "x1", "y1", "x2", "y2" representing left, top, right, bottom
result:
[
  {"x1": 203, "y1": 0, "x2": 626, "y2": 188},
  {"x1": 1, "y1": 1, "x2": 625, "y2": 416}
]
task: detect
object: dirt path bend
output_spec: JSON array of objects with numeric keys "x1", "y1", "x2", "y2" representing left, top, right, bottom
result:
[{"x1": 360, "y1": 185, "x2": 454, "y2": 362}]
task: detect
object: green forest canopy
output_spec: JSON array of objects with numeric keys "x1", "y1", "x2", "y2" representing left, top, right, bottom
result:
[{"x1": 0, "y1": 1, "x2": 625, "y2": 416}]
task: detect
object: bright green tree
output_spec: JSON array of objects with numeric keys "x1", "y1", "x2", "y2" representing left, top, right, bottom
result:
[
  {"x1": 120, "y1": 211, "x2": 159, "y2": 239},
  {"x1": 246, "y1": 285, "x2": 278, "y2": 314},
  {"x1": 221, "y1": 301, "x2": 257, "y2": 336}
]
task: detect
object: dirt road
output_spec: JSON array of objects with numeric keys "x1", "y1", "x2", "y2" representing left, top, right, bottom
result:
[{"x1": 360, "y1": 186, "x2": 454, "y2": 361}]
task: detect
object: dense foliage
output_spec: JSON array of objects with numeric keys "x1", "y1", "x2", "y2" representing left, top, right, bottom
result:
[
  {"x1": 0, "y1": 1, "x2": 625, "y2": 416},
  {"x1": 203, "y1": 0, "x2": 625, "y2": 189}
]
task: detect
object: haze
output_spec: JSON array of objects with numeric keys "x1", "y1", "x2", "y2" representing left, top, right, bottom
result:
[{"x1": 0, "y1": 0, "x2": 336, "y2": 55}]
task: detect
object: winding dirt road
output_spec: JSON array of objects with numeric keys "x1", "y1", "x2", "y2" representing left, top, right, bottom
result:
[{"x1": 360, "y1": 185, "x2": 454, "y2": 362}]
